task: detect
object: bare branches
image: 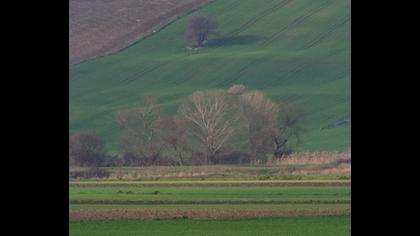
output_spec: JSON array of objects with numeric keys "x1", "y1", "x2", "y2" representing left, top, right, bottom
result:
[
  {"x1": 111, "y1": 90, "x2": 304, "y2": 166},
  {"x1": 239, "y1": 91, "x2": 279, "y2": 163},
  {"x1": 69, "y1": 131, "x2": 106, "y2": 167},
  {"x1": 273, "y1": 103, "x2": 304, "y2": 157},
  {"x1": 180, "y1": 89, "x2": 234, "y2": 164},
  {"x1": 115, "y1": 96, "x2": 163, "y2": 164},
  {"x1": 158, "y1": 116, "x2": 190, "y2": 166}
]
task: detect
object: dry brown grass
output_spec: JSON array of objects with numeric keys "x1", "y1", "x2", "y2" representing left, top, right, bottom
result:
[
  {"x1": 269, "y1": 151, "x2": 351, "y2": 165},
  {"x1": 70, "y1": 152, "x2": 351, "y2": 180},
  {"x1": 269, "y1": 151, "x2": 351, "y2": 177}
]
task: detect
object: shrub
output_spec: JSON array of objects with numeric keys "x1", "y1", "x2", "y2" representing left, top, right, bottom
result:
[
  {"x1": 189, "y1": 151, "x2": 206, "y2": 165},
  {"x1": 69, "y1": 131, "x2": 107, "y2": 167},
  {"x1": 213, "y1": 151, "x2": 251, "y2": 164},
  {"x1": 69, "y1": 167, "x2": 110, "y2": 179}
]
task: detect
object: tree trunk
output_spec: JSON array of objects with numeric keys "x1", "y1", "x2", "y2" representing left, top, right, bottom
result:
[{"x1": 177, "y1": 152, "x2": 184, "y2": 166}]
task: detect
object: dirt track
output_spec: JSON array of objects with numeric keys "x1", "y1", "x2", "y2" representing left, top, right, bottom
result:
[
  {"x1": 70, "y1": 199, "x2": 351, "y2": 205},
  {"x1": 69, "y1": 0, "x2": 213, "y2": 64},
  {"x1": 69, "y1": 208, "x2": 350, "y2": 220}
]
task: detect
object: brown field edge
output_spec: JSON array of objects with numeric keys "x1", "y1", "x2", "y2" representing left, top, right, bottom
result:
[
  {"x1": 69, "y1": 208, "x2": 351, "y2": 220},
  {"x1": 70, "y1": 181, "x2": 351, "y2": 188}
]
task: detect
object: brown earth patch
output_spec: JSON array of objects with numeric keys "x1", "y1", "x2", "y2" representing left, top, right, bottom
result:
[
  {"x1": 70, "y1": 199, "x2": 351, "y2": 205},
  {"x1": 69, "y1": 0, "x2": 214, "y2": 64},
  {"x1": 69, "y1": 208, "x2": 350, "y2": 221},
  {"x1": 70, "y1": 181, "x2": 350, "y2": 188}
]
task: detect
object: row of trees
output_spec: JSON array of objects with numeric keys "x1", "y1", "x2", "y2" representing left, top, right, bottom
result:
[{"x1": 69, "y1": 86, "x2": 304, "y2": 167}]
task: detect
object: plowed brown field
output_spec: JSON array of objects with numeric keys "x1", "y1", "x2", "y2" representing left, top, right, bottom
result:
[
  {"x1": 69, "y1": 0, "x2": 213, "y2": 64},
  {"x1": 69, "y1": 208, "x2": 351, "y2": 220}
]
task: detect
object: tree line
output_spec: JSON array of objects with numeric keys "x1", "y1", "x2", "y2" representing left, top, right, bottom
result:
[{"x1": 69, "y1": 85, "x2": 304, "y2": 167}]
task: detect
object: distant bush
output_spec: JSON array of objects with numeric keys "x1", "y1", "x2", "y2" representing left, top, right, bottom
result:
[
  {"x1": 154, "y1": 156, "x2": 179, "y2": 166},
  {"x1": 69, "y1": 167, "x2": 110, "y2": 179},
  {"x1": 189, "y1": 151, "x2": 206, "y2": 165},
  {"x1": 69, "y1": 131, "x2": 107, "y2": 167},
  {"x1": 213, "y1": 151, "x2": 251, "y2": 164}
]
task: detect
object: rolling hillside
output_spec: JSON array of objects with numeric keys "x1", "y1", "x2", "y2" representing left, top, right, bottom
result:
[
  {"x1": 69, "y1": 0, "x2": 351, "y2": 153},
  {"x1": 69, "y1": 0, "x2": 212, "y2": 64}
]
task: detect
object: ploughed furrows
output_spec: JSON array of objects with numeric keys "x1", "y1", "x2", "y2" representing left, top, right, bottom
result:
[
  {"x1": 69, "y1": 0, "x2": 213, "y2": 64},
  {"x1": 69, "y1": 208, "x2": 350, "y2": 220}
]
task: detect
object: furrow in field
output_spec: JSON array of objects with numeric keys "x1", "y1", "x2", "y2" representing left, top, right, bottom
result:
[
  {"x1": 299, "y1": 15, "x2": 351, "y2": 50},
  {"x1": 261, "y1": 0, "x2": 335, "y2": 47},
  {"x1": 228, "y1": 0, "x2": 293, "y2": 37},
  {"x1": 69, "y1": 208, "x2": 350, "y2": 220}
]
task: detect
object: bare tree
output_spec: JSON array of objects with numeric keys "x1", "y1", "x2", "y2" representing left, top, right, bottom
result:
[
  {"x1": 239, "y1": 91, "x2": 279, "y2": 163},
  {"x1": 185, "y1": 15, "x2": 217, "y2": 48},
  {"x1": 273, "y1": 103, "x2": 304, "y2": 158},
  {"x1": 158, "y1": 116, "x2": 190, "y2": 166},
  {"x1": 69, "y1": 131, "x2": 106, "y2": 167},
  {"x1": 115, "y1": 96, "x2": 163, "y2": 165},
  {"x1": 179, "y1": 89, "x2": 234, "y2": 165}
]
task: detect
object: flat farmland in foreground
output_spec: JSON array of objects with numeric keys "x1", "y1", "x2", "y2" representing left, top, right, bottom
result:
[
  {"x1": 69, "y1": 179, "x2": 350, "y2": 234},
  {"x1": 69, "y1": 180, "x2": 350, "y2": 221},
  {"x1": 70, "y1": 185, "x2": 350, "y2": 201},
  {"x1": 70, "y1": 216, "x2": 351, "y2": 236}
]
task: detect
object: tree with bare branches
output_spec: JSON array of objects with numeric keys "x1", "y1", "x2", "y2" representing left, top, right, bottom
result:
[
  {"x1": 115, "y1": 96, "x2": 163, "y2": 165},
  {"x1": 69, "y1": 131, "x2": 106, "y2": 167},
  {"x1": 239, "y1": 91, "x2": 279, "y2": 163},
  {"x1": 158, "y1": 116, "x2": 190, "y2": 166},
  {"x1": 185, "y1": 15, "x2": 217, "y2": 48},
  {"x1": 179, "y1": 89, "x2": 234, "y2": 164}
]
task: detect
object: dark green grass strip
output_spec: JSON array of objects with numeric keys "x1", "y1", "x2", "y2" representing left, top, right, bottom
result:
[
  {"x1": 70, "y1": 199, "x2": 350, "y2": 205},
  {"x1": 70, "y1": 215, "x2": 351, "y2": 236}
]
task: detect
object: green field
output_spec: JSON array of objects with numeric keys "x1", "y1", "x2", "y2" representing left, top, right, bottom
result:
[
  {"x1": 69, "y1": 203, "x2": 350, "y2": 210},
  {"x1": 70, "y1": 180, "x2": 350, "y2": 234},
  {"x1": 70, "y1": 216, "x2": 351, "y2": 236},
  {"x1": 69, "y1": 0, "x2": 351, "y2": 153},
  {"x1": 70, "y1": 186, "x2": 350, "y2": 201}
]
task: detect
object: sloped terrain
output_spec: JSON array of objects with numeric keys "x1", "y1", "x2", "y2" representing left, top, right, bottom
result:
[
  {"x1": 69, "y1": 0, "x2": 212, "y2": 64},
  {"x1": 69, "y1": 0, "x2": 351, "y2": 153}
]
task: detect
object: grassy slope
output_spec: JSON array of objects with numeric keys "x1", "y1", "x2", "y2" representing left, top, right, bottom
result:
[
  {"x1": 69, "y1": 0, "x2": 351, "y2": 153},
  {"x1": 70, "y1": 216, "x2": 351, "y2": 236}
]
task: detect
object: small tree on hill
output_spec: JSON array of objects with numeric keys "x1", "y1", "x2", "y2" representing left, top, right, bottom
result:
[{"x1": 185, "y1": 15, "x2": 217, "y2": 48}]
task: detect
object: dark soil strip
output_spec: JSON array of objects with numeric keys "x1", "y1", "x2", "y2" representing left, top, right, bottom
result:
[
  {"x1": 69, "y1": 208, "x2": 350, "y2": 221},
  {"x1": 70, "y1": 182, "x2": 351, "y2": 188},
  {"x1": 70, "y1": 199, "x2": 351, "y2": 205}
]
